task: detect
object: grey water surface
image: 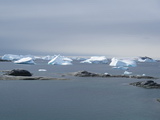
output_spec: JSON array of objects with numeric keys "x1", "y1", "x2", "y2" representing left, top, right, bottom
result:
[{"x1": 0, "y1": 60, "x2": 160, "y2": 120}]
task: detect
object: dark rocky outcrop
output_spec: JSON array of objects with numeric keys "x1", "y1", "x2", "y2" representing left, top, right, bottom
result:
[
  {"x1": 4, "y1": 69, "x2": 32, "y2": 76},
  {"x1": 0, "y1": 69, "x2": 68, "y2": 80},
  {"x1": 73, "y1": 71, "x2": 110, "y2": 77},
  {"x1": 130, "y1": 80, "x2": 160, "y2": 89},
  {"x1": 71, "y1": 71, "x2": 157, "y2": 79},
  {"x1": 0, "y1": 59, "x2": 11, "y2": 62},
  {"x1": 157, "y1": 98, "x2": 160, "y2": 102}
]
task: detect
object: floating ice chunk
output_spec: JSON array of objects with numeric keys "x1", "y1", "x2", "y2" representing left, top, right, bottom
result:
[
  {"x1": 110, "y1": 58, "x2": 137, "y2": 67},
  {"x1": 14, "y1": 57, "x2": 35, "y2": 64},
  {"x1": 104, "y1": 73, "x2": 109, "y2": 75},
  {"x1": 80, "y1": 56, "x2": 108, "y2": 64},
  {"x1": 113, "y1": 66, "x2": 129, "y2": 70},
  {"x1": 124, "y1": 71, "x2": 132, "y2": 75},
  {"x1": 48, "y1": 55, "x2": 72, "y2": 65},
  {"x1": 142, "y1": 74, "x2": 146, "y2": 76},
  {"x1": 138, "y1": 56, "x2": 156, "y2": 62},
  {"x1": 38, "y1": 69, "x2": 47, "y2": 71}
]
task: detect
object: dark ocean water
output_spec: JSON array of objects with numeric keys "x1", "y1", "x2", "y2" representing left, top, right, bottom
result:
[{"x1": 0, "y1": 60, "x2": 160, "y2": 120}]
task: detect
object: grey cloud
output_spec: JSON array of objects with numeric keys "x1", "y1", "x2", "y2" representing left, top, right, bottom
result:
[{"x1": 0, "y1": 0, "x2": 160, "y2": 57}]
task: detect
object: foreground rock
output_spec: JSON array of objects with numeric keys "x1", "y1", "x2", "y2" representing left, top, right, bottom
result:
[
  {"x1": 71, "y1": 71, "x2": 157, "y2": 79},
  {"x1": 0, "y1": 75, "x2": 68, "y2": 80},
  {"x1": 4, "y1": 69, "x2": 32, "y2": 76},
  {"x1": 130, "y1": 80, "x2": 160, "y2": 89},
  {"x1": 1, "y1": 69, "x2": 68, "y2": 80}
]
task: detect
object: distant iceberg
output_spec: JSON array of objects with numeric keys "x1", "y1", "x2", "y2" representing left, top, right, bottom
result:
[
  {"x1": 42, "y1": 55, "x2": 56, "y2": 60},
  {"x1": 80, "y1": 56, "x2": 108, "y2": 64},
  {"x1": 109, "y1": 58, "x2": 137, "y2": 68},
  {"x1": 48, "y1": 55, "x2": 72, "y2": 65},
  {"x1": 14, "y1": 57, "x2": 35, "y2": 64},
  {"x1": 71, "y1": 57, "x2": 87, "y2": 61},
  {"x1": 2, "y1": 54, "x2": 23, "y2": 61},
  {"x1": 1, "y1": 54, "x2": 35, "y2": 61},
  {"x1": 137, "y1": 56, "x2": 156, "y2": 62}
]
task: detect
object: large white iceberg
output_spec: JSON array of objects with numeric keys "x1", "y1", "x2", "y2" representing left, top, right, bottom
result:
[
  {"x1": 137, "y1": 56, "x2": 156, "y2": 62},
  {"x1": 109, "y1": 58, "x2": 137, "y2": 67},
  {"x1": 48, "y1": 55, "x2": 72, "y2": 65},
  {"x1": 80, "y1": 56, "x2": 108, "y2": 64},
  {"x1": 14, "y1": 57, "x2": 35, "y2": 64}
]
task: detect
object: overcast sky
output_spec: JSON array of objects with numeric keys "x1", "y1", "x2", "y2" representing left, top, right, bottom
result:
[{"x1": 0, "y1": 0, "x2": 160, "y2": 57}]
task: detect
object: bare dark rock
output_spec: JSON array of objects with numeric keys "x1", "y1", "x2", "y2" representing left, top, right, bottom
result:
[
  {"x1": 4, "y1": 69, "x2": 32, "y2": 76},
  {"x1": 130, "y1": 80, "x2": 160, "y2": 89},
  {"x1": 0, "y1": 59, "x2": 11, "y2": 62},
  {"x1": 73, "y1": 71, "x2": 100, "y2": 77},
  {"x1": 71, "y1": 71, "x2": 157, "y2": 79}
]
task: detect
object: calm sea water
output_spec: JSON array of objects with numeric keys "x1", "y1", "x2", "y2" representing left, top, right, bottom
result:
[{"x1": 0, "y1": 60, "x2": 160, "y2": 120}]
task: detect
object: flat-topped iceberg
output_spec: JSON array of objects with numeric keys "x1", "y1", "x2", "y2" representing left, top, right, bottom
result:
[
  {"x1": 80, "y1": 56, "x2": 108, "y2": 64},
  {"x1": 14, "y1": 57, "x2": 35, "y2": 64},
  {"x1": 48, "y1": 55, "x2": 72, "y2": 65},
  {"x1": 110, "y1": 58, "x2": 137, "y2": 68},
  {"x1": 137, "y1": 56, "x2": 156, "y2": 62}
]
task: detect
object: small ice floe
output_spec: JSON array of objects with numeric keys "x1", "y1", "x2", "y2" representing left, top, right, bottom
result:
[
  {"x1": 80, "y1": 56, "x2": 108, "y2": 64},
  {"x1": 137, "y1": 56, "x2": 156, "y2": 62},
  {"x1": 38, "y1": 69, "x2": 47, "y2": 72},
  {"x1": 113, "y1": 66, "x2": 129, "y2": 70},
  {"x1": 110, "y1": 58, "x2": 137, "y2": 67},
  {"x1": 142, "y1": 74, "x2": 146, "y2": 76},
  {"x1": 14, "y1": 57, "x2": 35, "y2": 64},
  {"x1": 48, "y1": 55, "x2": 72, "y2": 65},
  {"x1": 124, "y1": 71, "x2": 132, "y2": 75},
  {"x1": 104, "y1": 72, "x2": 109, "y2": 75}
]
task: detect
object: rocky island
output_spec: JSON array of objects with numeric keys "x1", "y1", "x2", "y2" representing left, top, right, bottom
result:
[
  {"x1": 71, "y1": 71, "x2": 157, "y2": 79},
  {"x1": 0, "y1": 69, "x2": 68, "y2": 80},
  {"x1": 130, "y1": 80, "x2": 160, "y2": 89}
]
